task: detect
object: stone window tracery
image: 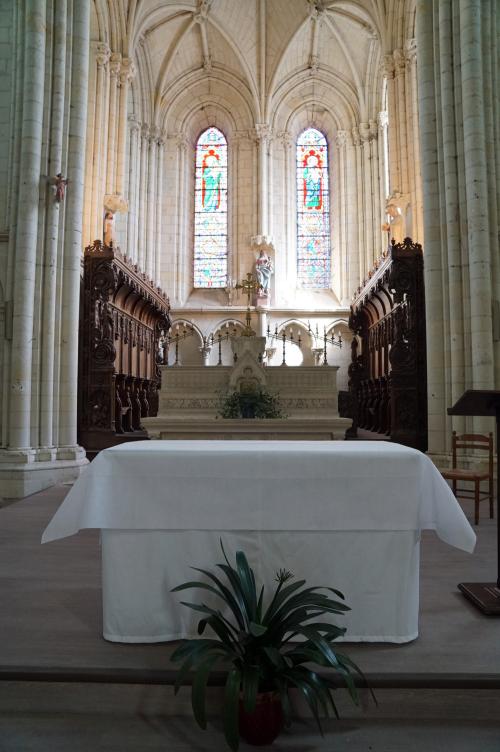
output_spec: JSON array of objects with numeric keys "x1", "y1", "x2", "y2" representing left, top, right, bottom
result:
[
  {"x1": 296, "y1": 127, "x2": 331, "y2": 288},
  {"x1": 194, "y1": 126, "x2": 228, "y2": 288}
]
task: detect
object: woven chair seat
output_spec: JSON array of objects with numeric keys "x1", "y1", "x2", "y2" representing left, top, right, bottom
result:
[{"x1": 442, "y1": 468, "x2": 489, "y2": 480}]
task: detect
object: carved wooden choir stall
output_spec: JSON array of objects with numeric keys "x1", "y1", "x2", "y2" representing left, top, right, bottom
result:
[
  {"x1": 78, "y1": 240, "x2": 171, "y2": 455},
  {"x1": 345, "y1": 237, "x2": 427, "y2": 451}
]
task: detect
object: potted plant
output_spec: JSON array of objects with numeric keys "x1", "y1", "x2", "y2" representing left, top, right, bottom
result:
[
  {"x1": 171, "y1": 543, "x2": 371, "y2": 750},
  {"x1": 217, "y1": 386, "x2": 285, "y2": 419}
]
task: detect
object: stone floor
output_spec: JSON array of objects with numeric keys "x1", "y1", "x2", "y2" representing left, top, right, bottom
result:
[{"x1": 0, "y1": 484, "x2": 499, "y2": 750}]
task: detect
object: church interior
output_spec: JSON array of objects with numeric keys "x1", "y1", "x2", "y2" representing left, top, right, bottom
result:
[{"x1": 0, "y1": 0, "x2": 499, "y2": 749}]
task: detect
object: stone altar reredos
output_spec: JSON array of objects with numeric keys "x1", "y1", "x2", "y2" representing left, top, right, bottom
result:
[{"x1": 142, "y1": 334, "x2": 351, "y2": 440}]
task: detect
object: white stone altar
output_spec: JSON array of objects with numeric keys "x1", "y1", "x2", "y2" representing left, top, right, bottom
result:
[{"x1": 143, "y1": 333, "x2": 351, "y2": 440}]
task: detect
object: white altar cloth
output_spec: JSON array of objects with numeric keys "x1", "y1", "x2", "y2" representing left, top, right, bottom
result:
[{"x1": 42, "y1": 440, "x2": 475, "y2": 644}]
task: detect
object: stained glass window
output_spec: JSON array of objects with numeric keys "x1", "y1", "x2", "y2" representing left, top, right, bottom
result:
[
  {"x1": 194, "y1": 127, "x2": 228, "y2": 288},
  {"x1": 296, "y1": 128, "x2": 331, "y2": 288}
]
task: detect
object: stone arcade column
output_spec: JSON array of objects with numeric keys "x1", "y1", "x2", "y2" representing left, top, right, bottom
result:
[
  {"x1": 138, "y1": 124, "x2": 149, "y2": 271},
  {"x1": 89, "y1": 43, "x2": 110, "y2": 242},
  {"x1": 5, "y1": 0, "x2": 46, "y2": 453},
  {"x1": 155, "y1": 132, "x2": 165, "y2": 285},
  {"x1": 40, "y1": 0, "x2": 67, "y2": 451},
  {"x1": 0, "y1": 0, "x2": 90, "y2": 496},
  {"x1": 58, "y1": 0, "x2": 90, "y2": 457},
  {"x1": 127, "y1": 116, "x2": 141, "y2": 264},
  {"x1": 417, "y1": 0, "x2": 500, "y2": 459},
  {"x1": 146, "y1": 128, "x2": 158, "y2": 280}
]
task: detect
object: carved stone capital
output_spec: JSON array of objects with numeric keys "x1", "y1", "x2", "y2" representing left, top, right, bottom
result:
[
  {"x1": 253, "y1": 123, "x2": 272, "y2": 144},
  {"x1": 380, "y1": 53, "x2": 395, "y2": 79},
  {"x1": 378, "y1": 110, "x2": 389, "y2": 129},
  {"x1": 203, "y1": 55, "x2": 213, "y2": 72},
  {"x1": 149, "y1": 125, "x2": 160, "y2": 143},
  {"x1": 141, "y1": 123, "x2": 150, "y2": 140},
  {"x1": 307, "y1": 0, "x2": 325, "y2": 20},
  {"x1": 308, "y1": 54, "x2": 320, "y2": 72},
  {"x1": 128, "y1": 115, "x2": 141, "y2": 134},
  {"x1": 276, "y1": 130, "x2": 293, "y2": 150},
  {"x1": 393, "y1": 48, "x2": 406, "y2": 74},
  {"x1": 104, "y1": 193, "x2": 128, "y2": 214},
  {"x1": 193, "y1": 0, "x2": 211, "y2": 23},
  {"x1": 120, "y1": 57, "x2": 135, "y2": 84},
  {"x1": 109, "y1": 52, "x2": 122, "y2": 78},
  {"x1": 335, "y1": 130, "x2": 348, "y2": 149},
  {"x1": 251, "y1": 235, "x2": 274, "y2": 254},
  {"x1": 405, "y1": 37, "x2": 417, "y2": 66},
  {"x1": 351, "y1": 125, "x2": 361, "y2": 146},
  {"x1": 359, "y1": 122, "x2": 370, "y2": 143},
  {"x1": 96, "y1": 42, "x2": 111, "y2": 68},
  {"x1": 176, "y1": 133, "x2": 191, "y2": 152}
]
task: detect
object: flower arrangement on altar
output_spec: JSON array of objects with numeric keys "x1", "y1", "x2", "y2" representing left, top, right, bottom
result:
[{"x1": 217, "y1": 386, "x2": 285, "y2": 419}]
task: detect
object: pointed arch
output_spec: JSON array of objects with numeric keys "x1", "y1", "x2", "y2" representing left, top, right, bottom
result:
[
  {"x1": 296, "y1": 127, "x2": 331, "y2": 288},
  {"x1": 194, "y1": 126, "x2": 228, "y2": 288}
]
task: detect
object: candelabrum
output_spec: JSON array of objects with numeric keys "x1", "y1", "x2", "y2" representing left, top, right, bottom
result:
[
  {"x1": 159, "y1": 323, "x2": 195, "y2": 366},
  {"x1": 266, "y1": 322, "x2": 342, "y2": 366},
  {"x1": 205, "y1": 324, "x2": 240, "y2": 365}
]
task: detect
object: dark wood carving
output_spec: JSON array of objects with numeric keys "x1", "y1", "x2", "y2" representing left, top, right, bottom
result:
[
  {"x1": 346, "y1": 238, "x2": 427, "y2": 451},
  {"x1": 78, "y1": 240, "x2": 171, "y2": 455}
]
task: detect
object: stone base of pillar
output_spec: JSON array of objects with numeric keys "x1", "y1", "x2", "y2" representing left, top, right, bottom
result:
[{"x1": 0, "y1": 447, "x2": 88, "y2": 499}]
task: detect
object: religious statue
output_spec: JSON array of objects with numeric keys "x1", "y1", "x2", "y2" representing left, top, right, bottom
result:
[
  {"x1": 201, "y1": 150, "x2": 221, "y2": 211},
  {"x1": 302, "y1": 151, "x2": 322, "y2": 210},
  {"x1": 103, "y1": 211, "x2": 115, "y2": 247},
  {"x1": 385, "y1": 192, "x2": 409, "y2": 245},
  {"x1": 53, "y1": 173, "x2": 68, "y2": 202},
  {"x1": 255, "y1": 250, "x2": 274, "y2": 295}
]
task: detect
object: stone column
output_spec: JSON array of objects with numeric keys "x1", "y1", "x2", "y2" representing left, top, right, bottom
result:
[
  {"x1": 342, "y1": 130, "x2": 359, "y2": 295},
  {"x1": 155, "y1": 131, "x2": 165, "y2": 285},
  {"x1": 7, "y1": 0, "x2": 46, "y2": 450},
  {"x1": 127, "y1": 116, "x2": 140, "y2": 263},
  {"x1": 90, "y1": 43, "x2": 110, "y2": 241},
  {"x1": 254, "y1": 124, "x2": 272, "y2": 237},
  {"x1": 146, "y1": 128, "x2": 158, "y2": 280},
  {"x1": 378, "y1": 111, "x2": 389, "y2": 248},
  {"x1": 352, "y1": 126, "x2": 365, "y2": 280},
  {"x1": 335, "y1": 130, "x2": 347, "y2": 301},
  {"x1": 393, "y1": 48, "x2": 409, "y2": 197},
  {"x1": 405, "y1": 38, "x2": 422, "y2": 241},
  {"x1": 106, "y1": 52, "x2": 121, "y2": 195},
  {"x1": 175, "y1": 134, "x2": 190, "y2": 303},
  {"x1": 58, "y1": 0, "x2": 90, "y2": 452},
  {"x1": 359, "y1": 123, "x2": 374, "y2": 271},
  {"x1": 276, "y1": 130, "x2": 293, "y2": 294},
  {"x1": 199, "y1": 344, "x2": 212, "y2": 367},
  {"x1": 40, "y1": 0, "x2": 67, "y2": 450},
  {"x1": 138, "y1": 124, "x2": 149, "y2": 271},
  {"x1": 417, "y1": 0, "x2": 499, "y2": 456},
  {"x1": 381, "y1": 54, "x2": 399, "y2": 194},
  {"x1": 116, "y1": 58, "x2": 135, "y2": 197}
]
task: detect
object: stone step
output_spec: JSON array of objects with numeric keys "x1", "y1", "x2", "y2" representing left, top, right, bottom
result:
[{"x1": 1, "y1": 677, "x2": 499, "y2": 722}]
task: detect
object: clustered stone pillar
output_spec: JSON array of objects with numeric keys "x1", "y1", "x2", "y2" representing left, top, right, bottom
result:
[
  {"x1": 83, "y1": 47, "x2": 136, "y2": 253},
  {"x1": 0, "y1": 0, "x2": 90, "y2": 495},
  {"x1": 381, "y1": 40, "x2": 423, "y2": 244},
  {"x1": 127, "y1": 116, "x2": 141, "y2": 264},
  {"x1": 155, "y1": 134, "x2": 165, "y2": 286},
  {"x1": 417, "y1": 0, "x2": 500, "y2": 459}
]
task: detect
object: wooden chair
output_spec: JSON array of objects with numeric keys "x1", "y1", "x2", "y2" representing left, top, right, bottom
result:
[{"x1": 441, "y1": 432, "x2": 494, "y2": 525}]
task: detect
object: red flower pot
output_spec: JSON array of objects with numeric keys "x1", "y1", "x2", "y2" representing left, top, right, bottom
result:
[{"x1": 239, "y1": 692, "x2": 284, "y2": 746}]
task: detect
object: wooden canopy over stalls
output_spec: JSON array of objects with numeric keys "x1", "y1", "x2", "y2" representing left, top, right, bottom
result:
[
  {"x1": 79, "y1": 240, "x2": 171, "y2": 455},
  {"x1": 345, "y1": 237, "x2": 427, "y2": 451}
]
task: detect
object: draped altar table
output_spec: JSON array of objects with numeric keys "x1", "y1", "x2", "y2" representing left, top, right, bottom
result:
[{"x1": 42, "y1": 440, "x2": 475, "y2": 644}]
